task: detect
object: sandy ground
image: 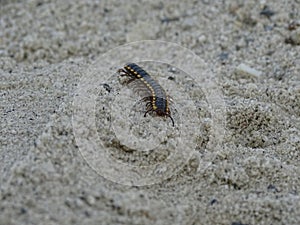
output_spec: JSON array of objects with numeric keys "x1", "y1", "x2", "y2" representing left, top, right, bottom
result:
[{"x1": 1, "y1": 0, "x2": 300, "y2": 224}]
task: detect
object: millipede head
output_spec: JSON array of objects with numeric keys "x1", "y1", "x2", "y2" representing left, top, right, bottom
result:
[{"x1": 155, "y1": 108, "x2": 175, "y2": 127}]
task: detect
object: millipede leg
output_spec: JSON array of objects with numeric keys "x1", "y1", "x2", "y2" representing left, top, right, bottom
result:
[
  {"x1": 141, "y1": 96, "x2": 152, "y2": 102},
  {"x1": 169, "y1": 115, "x2": 175, "y2": 127},
  {"x1": 145, "y1": 102, "x2": 152, "y2": 108},
  {"x1": 118, "y1": 68, "x2": 127, "y2": 76},
  {"x1": 125, "y1": 78, "x2": 136, "y2": 84},
  {"x1": 118, "y1": 69, "x2": 135, "y2": 79},
  {"x1": 144, "y1": 109, "x2": 152, "y2": 117}
]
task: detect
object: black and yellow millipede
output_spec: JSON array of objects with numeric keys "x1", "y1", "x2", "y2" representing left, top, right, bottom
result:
[{"x1": 118, "y1": 63, "x2": 174, "y2": 126}]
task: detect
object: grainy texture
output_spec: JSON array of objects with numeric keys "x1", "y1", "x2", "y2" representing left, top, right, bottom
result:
[{"x1": 0, "y1": 0, "x2": 299, "y2": 225}]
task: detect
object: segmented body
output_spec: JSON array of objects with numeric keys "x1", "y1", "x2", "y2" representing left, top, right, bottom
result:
[{"x1": 118, "y1": 63, "x2": 174, "y2": 126}]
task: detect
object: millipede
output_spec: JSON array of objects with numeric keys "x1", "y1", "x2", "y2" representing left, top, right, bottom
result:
[{"x1": 118, "y1": 63, "x2": 175, "y2": 126}]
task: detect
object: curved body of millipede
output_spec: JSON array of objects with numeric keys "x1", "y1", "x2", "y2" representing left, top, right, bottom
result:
[{"x1": 118, "y1": 63, "x2": 174, "y2": 126}]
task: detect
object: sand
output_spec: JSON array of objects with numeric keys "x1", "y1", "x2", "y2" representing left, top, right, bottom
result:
[{"x1": 0, "y1": 0, "x2": 299, "y2": 224}]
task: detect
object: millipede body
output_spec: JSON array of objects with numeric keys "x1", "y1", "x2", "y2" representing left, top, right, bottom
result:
[{"x1": 118, "y1": 63, "x2": 174, "y2": 126}]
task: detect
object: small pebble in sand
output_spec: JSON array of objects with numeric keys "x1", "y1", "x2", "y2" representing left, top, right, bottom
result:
[
  {"x1": 285, "y1": 29, "x2": 300, "y2": 45},
  {"x1": 288, "y1": 20, "x2": 300, "y2": 31},
  {"x1": 235, "y1": 63, "x2": 262, "y2": 78},
  {"x1": 259, "y1": 6, "x2": 275, "y2": 18}
]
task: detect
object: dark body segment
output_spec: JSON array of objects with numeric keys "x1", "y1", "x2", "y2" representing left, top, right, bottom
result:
[{"x1": 118, "y1": 63, "x2": 174, "y2": 126}]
